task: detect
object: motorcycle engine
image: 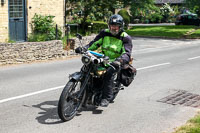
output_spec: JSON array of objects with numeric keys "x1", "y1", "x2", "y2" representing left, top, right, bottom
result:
[{"x1": 91, "y1": 93, "x2": 102, "y2": 105}]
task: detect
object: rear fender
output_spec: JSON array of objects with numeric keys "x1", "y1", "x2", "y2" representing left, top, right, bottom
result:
[{"x1": 69, "y1": 72, "x2": 83, "y2": 81}]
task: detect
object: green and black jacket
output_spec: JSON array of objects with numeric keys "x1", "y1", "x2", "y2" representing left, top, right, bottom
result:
[{"x1": 85, "y1": 29, "x2": 133, "y2": 63}]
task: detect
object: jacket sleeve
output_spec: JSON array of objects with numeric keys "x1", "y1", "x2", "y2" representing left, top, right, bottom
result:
[
  {"x1": 119, "y1": 35, "x2": 133, "y2": 64},
  {"x1": 85, "y1": 30, "x2": 105, "y2": 50}
]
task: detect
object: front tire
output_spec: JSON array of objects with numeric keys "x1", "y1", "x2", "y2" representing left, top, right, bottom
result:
[{"x1": 58, "y1": 79, "x2": 86, "y2": 121}]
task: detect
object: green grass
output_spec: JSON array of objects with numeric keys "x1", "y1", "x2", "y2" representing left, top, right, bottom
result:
[
  {"x1": 174, "y1": 112, "x2": 200, "y2": 133},
  {"x1": 190, "y1": 29, "x2": 200, "y2": 39},
  {"x1": 126, "y1": 25, "x2": 200, "y2": 39}
]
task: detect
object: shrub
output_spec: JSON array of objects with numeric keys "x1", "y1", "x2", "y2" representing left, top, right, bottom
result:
[
  {"x1": 118, "y1": 9, "x2": 131, "y2": 29},
  {"x1": 160, "y1": 3, "x2": 175, "y2": 23},
  {"x1": 66, "y1": 21, "x2": 107, "y2": 36},
  {"x1": 149, "y1": 13, "x2": 163, "y2": 23},
  {"x1": 28, "y1": 33, "x2": 49, "y2": 42},
  {"x1": 29, "y1": 14, "x2": 62, "y2": 42},
  {"x1": 91, "y1": 21, "x2": 107, "y2": 33}
]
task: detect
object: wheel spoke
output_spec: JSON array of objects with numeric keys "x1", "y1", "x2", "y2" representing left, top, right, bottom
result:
[{"x1": 63, "y1": 82, "x2": 82, "y2": 116}]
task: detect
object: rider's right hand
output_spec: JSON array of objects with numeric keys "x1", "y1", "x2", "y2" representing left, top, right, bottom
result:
[
  {"x1": 110, "y1": 60, "x2": 121, "y2": 70},
  {"x1": 75, "y1": 47, "x2": 82, "y2": 53}
]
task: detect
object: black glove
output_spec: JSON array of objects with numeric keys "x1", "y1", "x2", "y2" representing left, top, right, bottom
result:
[
  {"x1": 110, "y1": 60, "x2": 121, "y2": 69},
  {"x1": 75, "y1": 47, "x2": 82, "y2": 53},
  {"x1": 116, "y1": 57, "x2": 124, "y2": 64}
]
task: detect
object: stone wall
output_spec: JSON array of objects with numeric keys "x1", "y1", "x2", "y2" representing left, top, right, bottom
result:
[
  {"x1": 0, "y1": 2, "x2": 9, "y2": 42},
  {"x1": 74, "y1": 34, "x2": 96, "y2": 47},
  {"x1": 0, "y1": 34, "x2": 96, "y2": 66},
  {"x1": 64, "y1": 34, "x2": 96, "y2": 55},
  {"x1": 0, "y1": 40, "x2": 65, "y2": 65}
]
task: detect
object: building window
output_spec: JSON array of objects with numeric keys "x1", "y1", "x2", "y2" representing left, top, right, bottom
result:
[{"x1": 9, "y1": 0, "x2": 23, "y2": 18}]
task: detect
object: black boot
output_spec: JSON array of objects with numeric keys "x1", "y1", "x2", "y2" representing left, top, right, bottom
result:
[
  {"x1": 100, "y1": 99, "x2": 110, "y2": 107},
  {"x1": 100, "y1": 67, "x2": 116, "y2": 107}
]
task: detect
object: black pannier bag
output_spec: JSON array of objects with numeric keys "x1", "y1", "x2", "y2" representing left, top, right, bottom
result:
[{"x1": 120, "y1": 64, "x2": 137, "y2": 87}]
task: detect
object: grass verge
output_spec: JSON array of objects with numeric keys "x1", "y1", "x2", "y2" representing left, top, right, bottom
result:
[
  {"x1": 173, "y1": 112, "x2": 200, "y2": 133},
  {"x1": 126, "y1": 25, "x2": 200, "y2": 39},
  {"x1": 190, "y1": 29, "x2": 200, "y2": 39}
]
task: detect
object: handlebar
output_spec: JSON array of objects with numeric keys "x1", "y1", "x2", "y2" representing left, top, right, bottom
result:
[{"x1": 80, "y1": 49, "x2": 119, "y2": 70}]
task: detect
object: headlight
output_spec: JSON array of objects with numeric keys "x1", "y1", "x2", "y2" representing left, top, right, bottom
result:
[
  {"x1": 95, "y1": 67, "x2": 106, "y2": 76},
  {"x1": 96, "y1": 70, "x2": 106, "y2": 76},
  {"x1": 81, "y1": 55, "x2": 91, "y2": 65}
]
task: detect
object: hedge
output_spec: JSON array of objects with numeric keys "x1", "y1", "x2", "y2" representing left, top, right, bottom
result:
[{"x1": 91, "y1": 21, "x2": 108, "y2": 33}]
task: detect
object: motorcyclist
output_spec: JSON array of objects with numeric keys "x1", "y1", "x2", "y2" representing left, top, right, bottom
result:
[{"x1": 75, "y1": 14, "x2": 133, "y2": 107}]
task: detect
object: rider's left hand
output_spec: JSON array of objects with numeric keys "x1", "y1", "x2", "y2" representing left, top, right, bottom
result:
[{"x1": 75, "y1": 47, "x2": 83, "y2": 53}]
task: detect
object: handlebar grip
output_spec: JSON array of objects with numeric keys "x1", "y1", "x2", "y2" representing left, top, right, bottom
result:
[{"x1": 93, "y1": 58, "x2": 103, "y2": 64}]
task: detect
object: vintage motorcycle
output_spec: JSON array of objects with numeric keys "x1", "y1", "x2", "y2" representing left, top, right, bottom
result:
[{"x1": 57, "y1": 34, "x2": 125, "y2": 122}]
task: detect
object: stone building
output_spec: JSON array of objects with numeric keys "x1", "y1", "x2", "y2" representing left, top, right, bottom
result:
[{"x1": 0, "y1": 0, "x2": 65, "y2": 42}]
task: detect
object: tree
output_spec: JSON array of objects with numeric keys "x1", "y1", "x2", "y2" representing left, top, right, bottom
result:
[
  {"x1": 65, "y1": 0, "x2": 159, "y2": 30},
  {"x1": 64, "y1": 0, "x2": 133, "y2": 34},
  {"x1": 66, "y1": 0, "x2": 125, "y2": 23},
  {"x1": 129, "y1": 0, "x2": 156, "y2": 23},
  {"x1": 129, "y1": 0, "x2": 154, "y2": 18},
  {"x1": 118, "y1": 9, "x2": 131, "y2": 28}
]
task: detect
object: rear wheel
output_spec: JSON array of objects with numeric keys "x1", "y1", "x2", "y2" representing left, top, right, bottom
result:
[{"x1": 58, "y1": 79, "x2": 86, "y2": 121}]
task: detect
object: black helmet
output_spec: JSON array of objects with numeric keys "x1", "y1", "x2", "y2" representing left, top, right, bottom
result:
[{"x1": 108, "y1": 14, "x2": 124, "y2": 35}]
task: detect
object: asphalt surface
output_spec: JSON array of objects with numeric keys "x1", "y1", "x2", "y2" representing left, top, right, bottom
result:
[{"x1": 0, "y1": 37, "x2": 200, "y2": 133}]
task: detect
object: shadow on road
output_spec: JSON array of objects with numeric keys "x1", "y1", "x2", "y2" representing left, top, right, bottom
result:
[
  {"x1": 32, "y1": 100, "x2": 62, "y2": 125},
  {"x1": 32, "y1": 100, "x2": 103, "y2": 125},
  {"x1": 79, "y1": 105, "x2": 103, "y2": 114}
]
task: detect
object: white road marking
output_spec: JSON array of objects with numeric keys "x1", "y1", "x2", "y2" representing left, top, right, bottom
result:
[
  {"x1": 188, "y1": 56, "x2": 200, "y2": 60},
  {"x1": 137, "y1": 62, "x2": 171, "y2": 71},
  {"x1": 0, "y1": 62, "x2": 171, "y2": 104},
  {"x1": 134, "y1": 46, "x2": 172, "y2": 52},
  {"x1": 0, "y1": 85, "x2": 64, "y2": 104}
]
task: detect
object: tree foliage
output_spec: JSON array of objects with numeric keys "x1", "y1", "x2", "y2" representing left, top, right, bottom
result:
[
  {"x1": 160, "y1": 3, "x2": 175, "y2": 22},
  {"x1": 129, "y1": 0, "x2": 154, "y2": 18},
  {"x1": 184, "y1": 0, "x2": 200, "y2": 16},
  {"x1": 65, "y1": 0, "x2": 165, "y2": 29},
  {"x1": 66, "y1": 0, "x2": 126, "y2": 23},
  {"x1": 65, "y1": 0, "x2": 133, "y2": 34},
  {"x1": 118, "y1": 9, "x2": 130, "y2": 28}
]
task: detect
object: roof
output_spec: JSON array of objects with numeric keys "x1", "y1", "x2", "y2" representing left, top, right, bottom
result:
[{"x1": 155, "y1": 0, "x2": 185, "y2": 4}]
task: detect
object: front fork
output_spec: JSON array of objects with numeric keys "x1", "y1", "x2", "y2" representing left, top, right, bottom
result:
[{"x1": 69, "y1": 67, "x2": 92, "y2": 99}]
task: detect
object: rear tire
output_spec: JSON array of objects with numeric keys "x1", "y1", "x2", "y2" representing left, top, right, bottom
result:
[{"x1": 58, "y1": 79, "x2": 86, "y2": 121}]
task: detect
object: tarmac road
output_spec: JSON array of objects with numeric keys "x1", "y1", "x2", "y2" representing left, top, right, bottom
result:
[{"x1": 0, "y1": 37, "x2": 200, "y2": 133}]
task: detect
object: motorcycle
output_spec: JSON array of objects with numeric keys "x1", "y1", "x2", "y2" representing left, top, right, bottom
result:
[{"x1": 57, "y1": 34, "x2": 124, "y2": 122}]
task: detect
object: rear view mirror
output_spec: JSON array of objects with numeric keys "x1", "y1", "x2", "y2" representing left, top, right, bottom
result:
[{"x1": 76, "y1": 33, "x2": 82, "y2": 40}]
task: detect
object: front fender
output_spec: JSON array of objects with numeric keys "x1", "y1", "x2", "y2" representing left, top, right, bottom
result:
[{"x1": 69, "y1": 72, "x2": 83, "y2": 81}]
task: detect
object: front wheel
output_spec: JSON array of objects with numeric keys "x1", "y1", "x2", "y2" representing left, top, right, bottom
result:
[{"x1": 58, "y1": 79, "x2": 86, "y2": 121}]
